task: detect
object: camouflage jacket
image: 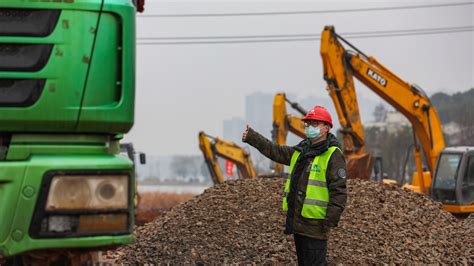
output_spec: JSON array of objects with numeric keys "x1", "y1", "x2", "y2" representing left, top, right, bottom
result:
[{"x1": 244, "y1": 128, "x2": 347, "y2": 240}]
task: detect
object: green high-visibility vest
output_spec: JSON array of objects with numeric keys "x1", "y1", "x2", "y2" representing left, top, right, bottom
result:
[{"x1": 282, "y1": 146, "x2": 339, "y2": 219}]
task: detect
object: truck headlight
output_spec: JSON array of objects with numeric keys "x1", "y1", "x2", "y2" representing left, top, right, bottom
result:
[{"x1": 45, "y1": 175, "x2": 129, "y2": 211}]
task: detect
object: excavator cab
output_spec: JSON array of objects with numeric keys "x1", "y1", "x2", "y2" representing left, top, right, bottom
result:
[{"x1": 431, "y1": 147, "x2": 474, "y2": 214}]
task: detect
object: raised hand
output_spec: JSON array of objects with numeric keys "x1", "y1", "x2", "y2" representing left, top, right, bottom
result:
[{"x1": 242, "y1": 125, "x2": 251, "y2": 142}]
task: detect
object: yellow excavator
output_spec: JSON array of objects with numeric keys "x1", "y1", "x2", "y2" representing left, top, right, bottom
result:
[
  {"x1": 320, "y1": 25, "x2": 474, "y2": 215},
  {"x1": 198, "y1": 131, "x2": 258, "y2": 184}
]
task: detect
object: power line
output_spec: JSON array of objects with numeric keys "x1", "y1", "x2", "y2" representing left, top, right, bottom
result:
[
  {"x1": 138, "y1": 37, "x2": 320, "y2": 45},
  {"x1": 136, "y1": 27, "x2": 474, "y2": 45},
  {"x1": 343, "y1": 27, "x2": 474, "y2": 39},
  {"x1": 138, "y1": 2, "x2": 473, "y2": 18},
  {"x1": 137, "y1": 26, "x2": 473, "y2": 40},
  {"x1": 138, "y1": 33, "x2": 318, "y2": 40},
  {"x1": 334, "y1": 26, "x2": 474, "y2": 37}
]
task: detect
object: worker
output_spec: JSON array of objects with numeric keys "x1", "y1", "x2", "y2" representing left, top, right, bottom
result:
[{"x1": 242, "y1": 106, "x2": 347, "y2": 265}]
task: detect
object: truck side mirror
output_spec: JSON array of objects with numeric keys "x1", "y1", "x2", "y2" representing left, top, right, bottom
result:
[
  {"x1": 132, "y1": 0, "x2": 145, "y2": 13},
  {"x1": 139, "y1": 153, "x2": 146, "y2": 164}
]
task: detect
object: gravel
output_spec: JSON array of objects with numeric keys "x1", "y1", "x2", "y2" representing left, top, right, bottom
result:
[{"x1": 116, "y1": 178, "x2": 474, "y2": 264}]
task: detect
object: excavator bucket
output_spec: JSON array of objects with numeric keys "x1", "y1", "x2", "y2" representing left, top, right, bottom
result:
[{"x1": 346, "y1": 153, "x2": 375, "y2": 180}]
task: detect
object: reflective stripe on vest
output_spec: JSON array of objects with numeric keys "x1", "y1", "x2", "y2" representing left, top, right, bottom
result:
[
  {"x1": 282, "y1": 146, "x2": 339, "y2": 219},
  {"x1": 282, "y1": 150, "x2": 300, "y2": 212}
]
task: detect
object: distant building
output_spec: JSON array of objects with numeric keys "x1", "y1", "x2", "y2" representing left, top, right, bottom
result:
[
  {"x1": 223, "y1": 117, "x2": 246, "y2": 144},
  {"x1": 245, "y1": 92, "x2": 274, "y2": 138}
]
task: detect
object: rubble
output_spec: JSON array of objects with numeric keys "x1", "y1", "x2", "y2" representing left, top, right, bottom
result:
[{"x1": 117, "y1": 178, "x2": 473, "y2": 264}]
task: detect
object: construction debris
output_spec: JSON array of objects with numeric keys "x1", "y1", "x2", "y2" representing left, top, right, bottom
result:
[{"x1": 116, "y1": 178, "x2": 473, "y2": 264}]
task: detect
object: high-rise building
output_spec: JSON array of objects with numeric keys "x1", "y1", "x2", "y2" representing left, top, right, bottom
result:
[
  {"x1": 223, "y1": 116, "x2": 246, "y2": 143},
  {"x1": 245, "y1": 92, "x2": 274, "y2": 139}
]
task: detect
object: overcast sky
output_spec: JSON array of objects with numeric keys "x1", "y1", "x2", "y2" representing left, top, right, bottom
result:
[{"x1": 123, "y1": 0, "x2": 473, "y2": 156}]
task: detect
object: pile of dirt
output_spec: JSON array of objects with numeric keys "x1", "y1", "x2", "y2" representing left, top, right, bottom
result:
[
  {"x1": 328, "y1": 180, "x2": 473, "y2": 264},
  {"x1": 465, "y1": 213, "x2": 474, "y2": 228},
  {"x1": 116, "y1": 178, "x2": 473, "y2": 264}
]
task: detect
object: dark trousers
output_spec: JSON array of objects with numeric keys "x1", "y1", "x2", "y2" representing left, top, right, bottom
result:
[{"x1": 294, "y1": 234, "x2": 328, "y2": 266}]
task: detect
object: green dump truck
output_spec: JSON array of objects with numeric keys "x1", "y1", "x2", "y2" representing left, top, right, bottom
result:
[{"x1": 0, "y1": 0, "x2": 142, "y2": 263}]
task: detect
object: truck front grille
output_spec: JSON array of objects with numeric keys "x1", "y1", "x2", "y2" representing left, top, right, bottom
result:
[
  {"x1": 0, "y1": 8, "x2": 60, "y2": 37},
  {"x1": 0, "y1": 44, "x2": 52, "y2": 72},
  {"x1": 0, "y1": 79, "x2": 45, "y2": 107},
  {"x1": 0, "y1": 8, "x2": 59, "y2": 108}
]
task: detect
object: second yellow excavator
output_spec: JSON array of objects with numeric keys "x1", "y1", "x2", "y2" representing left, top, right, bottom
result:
[{"x1": 198, "y1": 131, "x2": 257, "y2": 184}]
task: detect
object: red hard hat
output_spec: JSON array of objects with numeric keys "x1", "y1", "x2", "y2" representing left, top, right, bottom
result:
[{"x1": 303, "y1": 106, "x2": 333, "y2": 128}]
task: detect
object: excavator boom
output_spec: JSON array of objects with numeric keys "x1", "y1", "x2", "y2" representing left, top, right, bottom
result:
[
  {"x1": 199, "y1": 131, "x2": 257, "y2": 184},
  {"x1": 320, "y1": 29, "x2": 377, "y2": 180},
  {"x1": 350, "y1": 54, "x2": 445, "y2": 172},
  {"x1": 199, "y1": 131, "x2": 225, "y2": 184},
  {"x1": 271, "y1": 93, "x2": 306, "y2": 174}
]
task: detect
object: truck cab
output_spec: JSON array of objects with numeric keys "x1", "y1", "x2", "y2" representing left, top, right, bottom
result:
[
  {"x1": 0, "y1": 0, "x2": 141, "y2": 261},
  {"x1": 431, "y1": 147, "x2": 474, "y2": 215}
]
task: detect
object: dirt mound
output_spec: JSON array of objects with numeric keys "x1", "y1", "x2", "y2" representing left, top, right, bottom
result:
[
  {"x1": 465, "y1": 213, "x2": 474, "y2": 228},
  {"x1": 329, "y1": 180, "x2": 472, "y2": 264},
  {"x1": 117, "y1": 179, "x2": 473, "y2": 264}
]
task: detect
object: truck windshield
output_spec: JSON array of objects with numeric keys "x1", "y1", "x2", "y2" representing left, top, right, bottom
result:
[
  {"x1": 432, "y1": 153, "x2": 461, "y2": 203},
  {"x1": 461, "y1": 155, "x2": 474, "y2": 204}
]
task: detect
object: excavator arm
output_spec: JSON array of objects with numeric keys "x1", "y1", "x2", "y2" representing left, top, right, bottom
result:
[
  {"x1": 320, "y1": 28, "x2": 380, "y2": 180},
  {"x1": 199, "y1": 131, "x2": 225, "y2": 184},
  {"x1": 321, "y1": 26, "x2": 446, "y2": 191},
  {"x1": 271, "y1": 93, "x2": 306, "y2": 174},
  {"x1": 198, "y1": 131, "x2": 258, "y2": 184}
]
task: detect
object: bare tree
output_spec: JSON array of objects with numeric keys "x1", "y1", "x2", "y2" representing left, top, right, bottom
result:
[
  {"x1": 170, "y1": 155, "x2": 198, "y2": 180},
  {"x1": 373, "y1": 103, "x2": 388, "y2": 123}
]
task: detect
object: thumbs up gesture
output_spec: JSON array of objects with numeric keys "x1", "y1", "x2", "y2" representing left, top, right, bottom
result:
[{"x1": 242, "y1": 125, "x2": 251, "y2": 142}]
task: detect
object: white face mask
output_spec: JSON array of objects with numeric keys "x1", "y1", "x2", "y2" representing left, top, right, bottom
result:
[{"x1": 304, "y1": 125, "x2": 321, "y2": 139}]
